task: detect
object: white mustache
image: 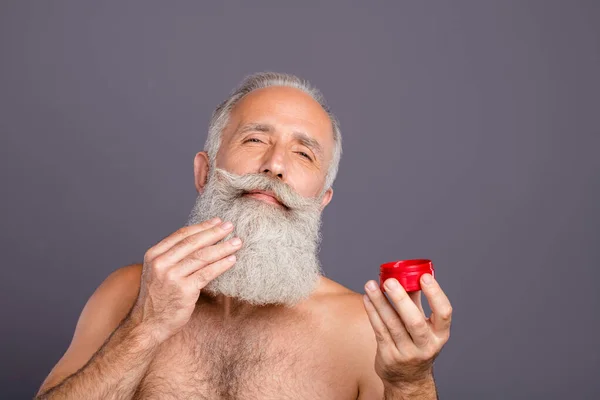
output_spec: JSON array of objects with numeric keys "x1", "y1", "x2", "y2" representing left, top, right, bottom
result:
[{"x1": 213, "y1": 168, "x2": 321, "y2": 211}]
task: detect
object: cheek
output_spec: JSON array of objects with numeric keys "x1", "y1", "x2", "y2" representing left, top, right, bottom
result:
[
  {"x1": 287, "y1": 170, "x2": 325, "y2": 198},
  {"x1": 216, "y1": 148, "x2": 261, "y2": 175}
]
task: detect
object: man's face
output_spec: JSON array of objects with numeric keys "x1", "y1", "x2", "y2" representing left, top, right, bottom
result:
[
  {"x1": 215, "y1": 86, "x2": 335, "y2": 200},
  {"x1": 186, "y1": 86, "x2": 336, "y2": 306}
]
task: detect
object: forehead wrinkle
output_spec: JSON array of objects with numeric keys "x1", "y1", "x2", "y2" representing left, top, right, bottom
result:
[{"x1": 238, "y1": 122, "x2": 273, "y2": 135}]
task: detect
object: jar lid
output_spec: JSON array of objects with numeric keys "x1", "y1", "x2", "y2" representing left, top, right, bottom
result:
[{"x1": 380, "y1": 259, "x2": 433, "y2": 273}]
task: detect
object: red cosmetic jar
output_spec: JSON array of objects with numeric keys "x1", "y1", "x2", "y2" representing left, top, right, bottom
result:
[{"x1": 379, "y1": 259, "x2": 435, "y2": 293}]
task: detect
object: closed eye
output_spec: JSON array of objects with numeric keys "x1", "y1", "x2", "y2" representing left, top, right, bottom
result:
[
  {"x1": 296, "y1": 151, "x2": 313, "y2": 161},
  {"x1": 243, "y1": 137, "x2": 312, "y2": 161}
]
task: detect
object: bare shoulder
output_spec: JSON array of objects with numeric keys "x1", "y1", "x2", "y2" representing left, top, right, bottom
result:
[
  {"x1": 312, "y1": 276, "x2": 375, "y2": 339},
  {"x1": 70, "y1": 263, "x2": 143, "y2": 340},
  {"x1": 310, "y1": 276, "x2": 383, "y2": 397},
  {"x1": 66, "y1": 263, "x2": 143, "y2": 355},
  {"x1": 37, "y1": 263, "x2": 143, "y2": 393}
]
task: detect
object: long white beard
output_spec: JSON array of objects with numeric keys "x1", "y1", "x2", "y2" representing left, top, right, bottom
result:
[{"x1": 185, "y1": 168, "x2": 324, "y2": 307}]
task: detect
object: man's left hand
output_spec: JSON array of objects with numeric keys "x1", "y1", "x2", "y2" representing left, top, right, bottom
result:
[{"x1": 363, "y1": 273, "x2": 452, "y2": 390}]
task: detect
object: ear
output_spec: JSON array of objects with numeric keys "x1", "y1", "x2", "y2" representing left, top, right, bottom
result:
[
  {"x1": 320, "y1": 188, "x2": 333, "y2": 209},
  {"x1": 193, "y1": 151, "x2": 210, "y2": 194}
]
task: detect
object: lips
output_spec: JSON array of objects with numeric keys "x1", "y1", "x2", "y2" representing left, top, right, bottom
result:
[{"x1": 243, "y1": 190, "x2": 285, "y2": 208}]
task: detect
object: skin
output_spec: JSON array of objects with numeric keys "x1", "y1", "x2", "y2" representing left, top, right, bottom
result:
[{"x1": 36, "y1": 86, "x2": 452, "y2": 399}]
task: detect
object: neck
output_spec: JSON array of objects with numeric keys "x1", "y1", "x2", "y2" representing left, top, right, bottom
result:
[{"x1": 198, "y1": 292, "x2": 280, "y2": 321}]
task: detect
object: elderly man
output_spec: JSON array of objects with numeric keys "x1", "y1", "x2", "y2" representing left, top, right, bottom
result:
[{"x1": 36, "y1": 72, "x2": 452, "y2": 399}]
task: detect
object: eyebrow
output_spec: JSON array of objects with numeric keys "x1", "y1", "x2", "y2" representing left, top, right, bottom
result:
[{"x1": 235, "y1": 123, "x2": 324, "y2": 160}]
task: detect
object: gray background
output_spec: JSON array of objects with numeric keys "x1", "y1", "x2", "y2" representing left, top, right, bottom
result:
[{"x1": 1, "y1": 1, "x2": 599, "y2": 399}]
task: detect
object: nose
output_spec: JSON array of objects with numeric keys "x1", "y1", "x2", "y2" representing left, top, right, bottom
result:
[{"x1": 259, "y1": 144, "x2": 286, "y2": 180}]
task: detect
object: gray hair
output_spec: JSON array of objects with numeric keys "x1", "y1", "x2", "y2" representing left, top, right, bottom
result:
[{"x1": 203, "y1": 72, "x2": 342, "y2": 191}]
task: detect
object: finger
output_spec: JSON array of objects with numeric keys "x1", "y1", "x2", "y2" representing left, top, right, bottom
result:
[
  {"x1": 145, "y1": 218, "x2": 222, "y2": 261},
  {"x1": 420, "y1": 274, "x2": 452, "y2": 335},
  {"x1": 362, "y1": 294, "x2": 396, "y2": 352},
  {"x1": 365, "y1": 280, "x2": 412, "y2": 348},
  {"x1": 383, "y1": 278, "x2": 431, "y2": 347},
  {"x1": 177, "y1": 236, "x2": 243, "y2": 277},
  {"x1": 157, "y1": 221, "x2": 235, "y2": 265},
  {"x1": 408, "y1": 290, "x2": 424, "y2": 315},
  {"x1": 190, "y1": 253, "x2": 237, "y2": 291}
]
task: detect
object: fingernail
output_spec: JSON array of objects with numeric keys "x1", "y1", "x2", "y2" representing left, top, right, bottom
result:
[
  {"x1": 227, "y1": 255, "x2": 236, "y2": 262},
  {"x1": 209, "y1": 217, "x2": 221, "y2": 225},
  {"x1": 221, "y1": 221, "x2": 233, "y2": 230},
  {"x1": 366, "y1": 281, "x2": 378, "y2": 292},
  {"x1": 385, "y1": 278, "x2": 399, "y2": 291},
  {"x1": 422, "y1": 274, "x2": 433, "y2": 285},
  {"x1": 230, "y1": 237, "x2": 241, "y2": 246}
]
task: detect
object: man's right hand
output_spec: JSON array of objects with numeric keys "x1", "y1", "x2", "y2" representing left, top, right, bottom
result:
[{"x1": 130, "y1": 218, "x2": 241, "y2": 343}]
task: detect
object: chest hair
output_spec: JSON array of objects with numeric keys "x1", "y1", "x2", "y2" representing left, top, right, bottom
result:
[{"x1": 133, "y1": 310, "x2": 331, "y2": 399}]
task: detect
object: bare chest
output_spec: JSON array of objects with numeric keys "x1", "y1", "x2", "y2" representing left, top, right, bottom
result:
[{"x1": 132, "y1": 313, "x2": 358, "y2": 400}]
